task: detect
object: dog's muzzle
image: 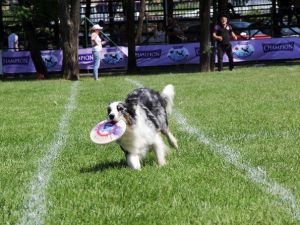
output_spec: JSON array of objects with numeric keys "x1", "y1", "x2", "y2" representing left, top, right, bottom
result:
[{"x1": 108, "y1": 113, "x2": 115, "y2": 120}]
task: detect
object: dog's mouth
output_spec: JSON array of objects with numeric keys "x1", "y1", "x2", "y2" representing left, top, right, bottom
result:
[{"x1": 108, "y1": 113, "x2": 123, "y2": 123}]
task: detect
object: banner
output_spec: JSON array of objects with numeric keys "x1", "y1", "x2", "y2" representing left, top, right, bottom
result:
[
  {"x1": 78, "y1": 47, "x2": 128, "y2": 70},
  {"x1": 230, "y1": 38, "x2": 300, "y2": 62},
  {"x1": 0, "y1": 50, "x2": 2, "y2": 75},
  {"x1": 2, "y1": 37, "x2": 300, "y2": 74},
  {"x1": 136, "y1": 43, "x2": 200, "y2": 67}
]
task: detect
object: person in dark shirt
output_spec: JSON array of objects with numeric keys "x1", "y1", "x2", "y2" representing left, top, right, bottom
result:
[{"x1": 212, "y1": 15, "x2": 237, "y2": 71}]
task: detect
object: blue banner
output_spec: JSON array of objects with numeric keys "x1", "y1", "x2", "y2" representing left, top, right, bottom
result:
[{"x1": 2, "y1": 37, "x2": 300, "y2": 73}]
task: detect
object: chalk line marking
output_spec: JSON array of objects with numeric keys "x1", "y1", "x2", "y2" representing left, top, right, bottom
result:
[
  {"x1": 222, "y1": 130, "x2": 297, "y2": 143},
  {"x1": 125, "y1": 78, "x2": 300, "y2": 220},
  {"x1": 18, "y1": 81, "x2": 79, "y2": 225}
]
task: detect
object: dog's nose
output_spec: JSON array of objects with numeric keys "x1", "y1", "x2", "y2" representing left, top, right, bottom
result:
[{"x1": 109, "y1": 114, "x2": 115, "y2": 120}]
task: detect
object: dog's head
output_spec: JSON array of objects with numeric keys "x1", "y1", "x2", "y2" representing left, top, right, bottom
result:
[{"x1": 107, "y1": 101, "x2": 126, "y2": 122}]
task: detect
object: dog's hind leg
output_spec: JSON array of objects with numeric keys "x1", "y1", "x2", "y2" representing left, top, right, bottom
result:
[
  {"x1": 153, "y1": 134, "x2": 168, "y2": 166},
  {"x1": 162, "y1": 129, "x2": 178, "y2": 150}
]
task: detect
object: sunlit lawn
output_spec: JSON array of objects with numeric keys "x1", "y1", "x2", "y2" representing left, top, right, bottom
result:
[{"x1": 1, "y1": 65, "x2": 300, "y2": 224}]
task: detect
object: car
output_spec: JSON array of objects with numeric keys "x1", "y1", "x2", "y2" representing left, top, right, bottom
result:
[{"x1": 230, "y1": 20, "x2": 271, "y2": 40}]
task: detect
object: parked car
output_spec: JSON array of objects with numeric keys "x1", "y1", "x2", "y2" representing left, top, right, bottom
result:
[{"x1": 230, "y1": 20, "x2": 271, "y2": 40}]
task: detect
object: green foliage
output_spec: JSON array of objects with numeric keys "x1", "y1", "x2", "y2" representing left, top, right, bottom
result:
[{"x1": 13, "y1": 0, "x2": 58, "y2": 26}]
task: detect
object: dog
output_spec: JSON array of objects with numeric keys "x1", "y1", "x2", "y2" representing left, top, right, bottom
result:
[{"x1": 107, "y1": 84, "x2": 178, "y2": 170}]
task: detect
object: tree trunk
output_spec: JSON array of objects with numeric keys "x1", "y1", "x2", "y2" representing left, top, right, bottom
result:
[
  {"x1": 218, "y1": 0, "x2": 228, "y2": 16},
  {"x1": 127, "y1": 0, "x2": 136, "y2": 74},
  {"x1": 58, "y1": 0, "x2": 80, "y2": 80},
  {"x1": 0, "y1": 2, "x2": 3, "y2": 49},
  {"x1": 135, "y1": 0, "x2": 146, "y2": 43},
  {"x1": 23, "y1": 21, "x2": 48, "y2": 76},
  {"x1": 19, "y1": 0, "x2": 47, "y2": 76},
  {"x1": 200, "y1": 0, "x2": 211, "y2": 72},
  {"x1": 85, "y1": 0, "x2": 91, "y2": 18},
  {"x1": 83, "y1": 0, "x2": 91, "y2": 48},
  {"x1": 211, "y1": 0, "x2": 218, "y2": 71},
  {"x1": 167, "y1": 0, "x2": 174, "y2": 19}
]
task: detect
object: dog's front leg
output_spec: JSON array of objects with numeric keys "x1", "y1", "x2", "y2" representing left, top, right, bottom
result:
[{"x1": 126, "y1": 154, "x2": 141, "y2": 170}]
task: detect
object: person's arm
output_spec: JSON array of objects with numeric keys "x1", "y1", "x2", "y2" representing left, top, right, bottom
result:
[
  {"x1": 229, "y1": 26, "x2": 238, "y2": 40},
  {"x1": 212, "y1": 31, "x2": 222, "y2": 42},
  {"x1": 231, "y1": 31, "x2": 237, "y2": 40},
  {"x1": 212, "y1": 25, "x2": 222, "y2": 41}
]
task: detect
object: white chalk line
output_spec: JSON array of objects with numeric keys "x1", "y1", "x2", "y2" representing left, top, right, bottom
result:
[
  {"x1": 221, "y1": 130, "x2": 297, "y2": 143},
  {"x1": 125, "y1": 78, "x2": 300, "y2": 221},
  {"x1": 18, "y1": 81, "x2": 79, "y2": 225}
]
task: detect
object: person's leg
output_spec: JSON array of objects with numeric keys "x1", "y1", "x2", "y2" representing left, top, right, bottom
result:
[
  {"x1": 217, "y1": 45, "x2": 224, "y2": 71},
  {"x1": 226, "y1": 45, "x2": 234, "y2": 71},
  {"x1": 92, "y1": 51, "x2": 101, "y2": 80}
]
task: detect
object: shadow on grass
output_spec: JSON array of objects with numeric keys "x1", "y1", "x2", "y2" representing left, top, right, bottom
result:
[{"x1": 80, "y1": 160, "x2": 127, "y2": 173}]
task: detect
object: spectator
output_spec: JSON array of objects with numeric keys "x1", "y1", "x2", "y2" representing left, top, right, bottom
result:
[
  {"x1": 8, "y1": 27, "x2": 19, "y2": 51},
  {"x1": 293, "y1": 0, "x2": 300, "y2": 26},
  {"x1": 90, "y1": 24, "x2": 106, "y2": 80},
  {"x1": 212, "y1": 15, "x2": 237, "y2": 71},
  {"x1": 278, "y1": 0, "x2": 292, "y2": 26},
  {"x1": 148, "y1": 23, "x2": 166, "y2": 43},
  {"x1": 166, "y1": 18, "x2": 186, "y2": 44}
]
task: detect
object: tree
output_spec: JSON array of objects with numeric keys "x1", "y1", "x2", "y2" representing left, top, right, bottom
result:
[
  {"x1": 126, "y1": 0, "x2": 137, "y2": 73},
  {"x1": 166, "y1": 0, "x2": 174, "y2": 19},
  {"x1": 135, "y1": 0, "x2": 146, "y2": 43},
  {"x1": 199, "y1": 0, "x2": 212, "y2": 72},
  {"x1": 58, "y1": 0, "x2": 81, "y2": 80},
  {"x1": 16, "y1": 0, "x2": 57, "y2": 77}
]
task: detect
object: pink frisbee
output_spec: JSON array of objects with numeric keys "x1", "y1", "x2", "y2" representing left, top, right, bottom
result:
[{"x1": 90, "y1": 120, "x2": 126, "y2": 144}]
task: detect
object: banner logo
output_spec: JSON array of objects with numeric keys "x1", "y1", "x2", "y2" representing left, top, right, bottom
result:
[
  {"x1": 167, "y1": 46, "x2": 189, "y2": 62},
  {"x1": 233, "y1": 43, "x2": 254, "y2": 58},
  {"x1": 262, "y1": 42, "x2": 294, "y2": 53},
  {"x1": 103, "y1": 51, "x2": 123, "y2": 65},
  {"x1": 2, "y1": 56, "x2": 30, "y2": 65},
  {"x1": 78, "y1": 54, "x2": 93, "y2": 62},
  {"x1": 42, "y1": 55, "x2": 58, "y2": 68},
  {"x1": 136, "y1": 49, "x2": 162, "y2": 58}
]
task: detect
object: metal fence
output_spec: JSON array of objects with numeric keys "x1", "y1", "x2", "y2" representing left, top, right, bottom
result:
[{"x1": 1, "y1": 0, "x2": 299, "y2": 49}]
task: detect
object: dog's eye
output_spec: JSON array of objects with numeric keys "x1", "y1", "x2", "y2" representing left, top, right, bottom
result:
[{"x1": 117, "y1": 106, "x2": 124, "y2": 111}]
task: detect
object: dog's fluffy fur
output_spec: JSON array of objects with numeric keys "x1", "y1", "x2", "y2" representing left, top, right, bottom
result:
[{"x1": 107, "y1": 85, "x2": 178, "y2": 170}]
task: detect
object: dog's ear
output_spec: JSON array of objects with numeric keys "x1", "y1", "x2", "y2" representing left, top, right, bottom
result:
[
  {"x1": 117, "y1": 102, "x2": 134, "y2": 126},
  {"x1": 117, "y1": 102, "x2": 126, "y2": 112}
]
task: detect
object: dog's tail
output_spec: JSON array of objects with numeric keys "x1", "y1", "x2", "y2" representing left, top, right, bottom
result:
[{"x1": 161, "y1": 84, "x2": 175, "y2": 114}]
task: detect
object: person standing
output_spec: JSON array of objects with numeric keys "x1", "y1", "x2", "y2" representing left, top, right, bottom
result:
[
  {"x1": 8, "y1": 27, "x2": 19, "y2": 51},
  {"x1": 212, "y1": 15, "x2": 237, "y2": 71},
  {"x1": 90, "y1": 24, "x2": 105, "y2": 80}
]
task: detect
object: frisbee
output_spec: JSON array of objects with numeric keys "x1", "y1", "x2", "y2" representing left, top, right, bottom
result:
[{"x1": 90, "y1": 120, "x2": 126, "y2": 144}]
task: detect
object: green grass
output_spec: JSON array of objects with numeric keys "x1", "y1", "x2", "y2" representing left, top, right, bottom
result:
[{"x1": 1, "y1": 66, "x2": 300, "y2": 225}]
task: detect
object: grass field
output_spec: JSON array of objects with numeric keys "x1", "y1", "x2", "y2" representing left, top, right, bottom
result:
[{"x1": 1, "y1": 65, "x2": 300, "y2": 225}]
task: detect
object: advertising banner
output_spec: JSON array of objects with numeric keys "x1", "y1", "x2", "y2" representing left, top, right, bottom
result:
[
  {"x1": 2, "y1": 37, "x2": 300, "y2": 74},
  {"x1": 0, "y1": 50, "x2": 2, "y2": 75},
  {"x1": 136, "y1": 43, "x2": 200, "y2": 67},
  {"x1": 230, "y1": 38, "x2": 300, "y2": 62}
]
